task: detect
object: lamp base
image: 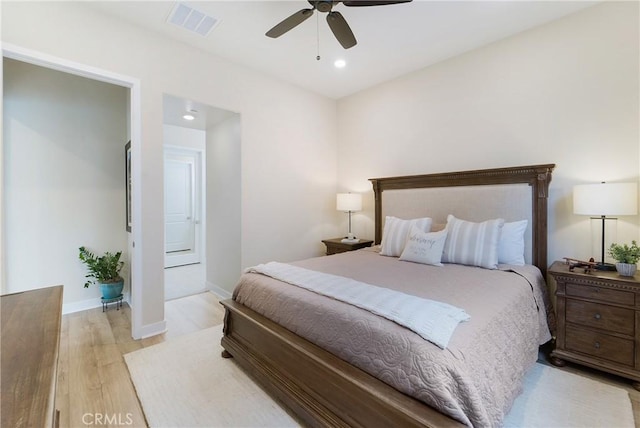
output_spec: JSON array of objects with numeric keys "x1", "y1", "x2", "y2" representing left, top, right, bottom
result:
[
  {"x1": 595, "y1": 262, "x2": 617, "y2": 271},
  {"x1": 341, "y1": 238, "x2": 359, "y2": 244}
]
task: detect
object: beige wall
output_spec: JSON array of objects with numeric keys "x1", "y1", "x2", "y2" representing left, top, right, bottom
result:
[
  {"x1": 2, "y1": 1, "x2": 639, "y2": 335},
  {"x1": 1, "y1": 1, "x2": 338, "y2": 336},
  {"x1": 3, "y1": 58, "x2": 129, "y2": 308},
  {"x1": 206, "y1": 114, "x2": 241, "y2": 297},
  {"x1": 337, "y1": 2, "x2": 640, "y2": 265}
]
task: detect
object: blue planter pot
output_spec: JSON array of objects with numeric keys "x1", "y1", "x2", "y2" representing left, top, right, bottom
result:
[{"x1": 100, "y1": 280, "x2": 124, "y2": 299}]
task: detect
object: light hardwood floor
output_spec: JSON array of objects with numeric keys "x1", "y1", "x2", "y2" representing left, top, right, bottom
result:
[
  {"x1": 57, "y1": 292, "x2": 639, "y2": 428},
  {"x1": 164, "y1": 263, "x2": 206, "y2": 301},
  {"x1": 55, "y1": 292, "x2": 224, "y2": 428}
]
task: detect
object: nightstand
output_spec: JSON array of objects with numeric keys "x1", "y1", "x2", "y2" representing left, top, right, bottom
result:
[
  {"x1": 548, "y1": 260, "x2": 640, "y2": 390},
  {"x1": 321, "y1": 238, "x2": 373, "y2": 255}
]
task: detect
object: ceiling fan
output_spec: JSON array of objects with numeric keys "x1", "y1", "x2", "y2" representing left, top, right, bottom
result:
[{"x1": 266, "y1": 0, "x2": 413, "y2": 50}]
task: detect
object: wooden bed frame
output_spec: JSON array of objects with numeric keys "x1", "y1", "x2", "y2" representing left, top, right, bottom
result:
[{"x1": 220, "y1": 164, "x2": 555, "y2": 428}]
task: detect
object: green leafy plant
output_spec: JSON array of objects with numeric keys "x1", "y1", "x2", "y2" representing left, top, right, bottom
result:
[
  {"x1": 78, "y1": 246, "x2": 124, "y2": 288},
  {"x1": 608, "y1": 240, "x2": 640, "y2": 265}
]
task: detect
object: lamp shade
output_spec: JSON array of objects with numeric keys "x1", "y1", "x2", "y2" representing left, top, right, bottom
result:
[
  {"x1": 573, "y1": 182, "x2": 638, "y2": 216},
  {"x1": 336, "y1": 193, "x2": 362, "y2": 212}
]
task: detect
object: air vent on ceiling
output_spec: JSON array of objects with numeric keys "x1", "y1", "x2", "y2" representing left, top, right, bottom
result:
[{"x1": 167, "y1": 2, "x2": 220, "y2": 37}]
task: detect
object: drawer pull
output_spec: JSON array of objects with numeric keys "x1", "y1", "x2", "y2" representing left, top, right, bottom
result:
[
  {"x1": 594, "y1": 341, "x2": 601, "y2": 349},
  {"x1": 594, "y1": 313, "x2": 601, "y2": 320}
]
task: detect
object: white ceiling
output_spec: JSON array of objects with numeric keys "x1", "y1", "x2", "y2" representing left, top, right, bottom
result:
[
  {"x1": 163, "y1": 93, "x2": 236, "y2": 130},
  {"x1": 87, "y1": 0, "x2": 597, "y2": 100}
]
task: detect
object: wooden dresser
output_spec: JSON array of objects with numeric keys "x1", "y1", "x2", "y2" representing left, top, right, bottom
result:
[
  {"x1": 549, "y1": 261, "x2": 640, "y2": 389},
  {"x1": 1, "y1": 285, "x2": 63, "y2": 427}
]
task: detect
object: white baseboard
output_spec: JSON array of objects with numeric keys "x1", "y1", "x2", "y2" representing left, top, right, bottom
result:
[
  {"x1": 61, "y1": 293, "x2": 165, "y2": 340},
  {"x1": 138, "y1": 319, "x2": 168, "y2": 339},
  {"x1": 206, "y1": 281, "x2": 232, "y2": 300},
  {"x1": 62, "y1": 292, "x2": 131, "y2": 315},
  {"x1": 63, "y1": 297, "x2": 102, "y2": 314}
]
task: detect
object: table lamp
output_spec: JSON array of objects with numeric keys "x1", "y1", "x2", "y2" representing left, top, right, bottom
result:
[
  {"x1": 336, "y1": 193, "x2": 362, "y2": 243},
  {"x1": 573, "y1": 182, "x2": 638, "y2": 270}
]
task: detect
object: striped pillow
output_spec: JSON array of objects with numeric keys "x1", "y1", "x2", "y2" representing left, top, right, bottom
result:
[
  {"x1": 442, "y1": 215, "x2": 505, "y2": 269},
  {"x1": 380, "y1": 216, "x2": 432, "y2": 257}
]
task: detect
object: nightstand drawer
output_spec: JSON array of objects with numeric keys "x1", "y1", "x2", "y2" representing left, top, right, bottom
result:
[
  {"x1": 550, "y1": 261, "x2": 640, "y2": 386},
  {"x1": 566, "y1": 283, "x2": 634, "y2": 306},
  {"x1": 566, "y1": 325, "x2": 635, "y2": 367},
  {"x1": 566, "y1": 299, "x2": 634, "y2": 335}
]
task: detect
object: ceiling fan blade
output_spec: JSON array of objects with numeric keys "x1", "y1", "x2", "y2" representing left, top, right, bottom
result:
[
  {"x1": 266, "y1": 8, "x2": 314, "y2": 38},
  {"x1": 326, "y1": 11, "x2": 357, "y2": 49},
  {"x1": 342, "y1": 0, "x2": 412, "y2": 6}
]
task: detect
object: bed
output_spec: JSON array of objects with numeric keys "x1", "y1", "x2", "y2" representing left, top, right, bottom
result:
[{"x1": 220, "y1": 164, "x2": 555, "y2": 427}]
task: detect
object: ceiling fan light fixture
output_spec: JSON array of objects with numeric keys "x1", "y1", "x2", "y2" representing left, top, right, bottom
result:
[{"x1": 334, "y1": 59, "x2": 346, "y2": 68}]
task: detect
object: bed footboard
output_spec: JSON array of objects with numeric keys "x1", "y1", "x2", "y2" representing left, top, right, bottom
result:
[{"x1": 220, "y1": 299, "x2": 463, "y2": 428}]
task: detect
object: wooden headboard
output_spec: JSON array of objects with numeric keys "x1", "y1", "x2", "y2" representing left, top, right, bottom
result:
[{"x1": 369, "y1": 164, "x2": 555, "y2": 275}]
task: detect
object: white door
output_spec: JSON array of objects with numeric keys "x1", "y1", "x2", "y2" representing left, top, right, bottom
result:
[{"x1": 164, "y1": 149, "x2": 201, "y2": 267}]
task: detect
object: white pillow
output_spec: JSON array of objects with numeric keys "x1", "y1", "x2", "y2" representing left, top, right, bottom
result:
[
  {"x1": 442, "y1": 215, "x2": 505, "y2": 269},
  {"x1": 380, "y1": 216, "x2": 432, "y2": 257},
  {"x1": 499, "y1": 220, "x2": 527, "y2": 266},
  {"x1": 400, "y1": 226, "x2": 448, "y2": 266}
]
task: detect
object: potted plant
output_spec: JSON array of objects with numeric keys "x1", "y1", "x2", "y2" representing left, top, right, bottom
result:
[
  {"x1": 608, "y1": 240, "x2": 640, "y2": 277},
  {"x1": 79, "y1": 246, "x2": 124, "y2": 299}
]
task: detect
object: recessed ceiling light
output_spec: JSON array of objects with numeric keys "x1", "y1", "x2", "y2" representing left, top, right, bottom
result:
[
  {"x1": 183, "y1": 114, "x2": 195, "y2": 121},
  {"x1": 334, "y1": 59, "x2": 346, "y2": 69}
]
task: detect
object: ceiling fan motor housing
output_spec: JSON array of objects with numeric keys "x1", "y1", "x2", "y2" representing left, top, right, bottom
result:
[{"x1": 311, "y1": 1, "x2": 336, "y2": 13}]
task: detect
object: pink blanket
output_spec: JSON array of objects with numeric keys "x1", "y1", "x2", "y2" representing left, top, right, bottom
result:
[{"x1": 233, "y1": 248, "x2": 553, "y2": 427}]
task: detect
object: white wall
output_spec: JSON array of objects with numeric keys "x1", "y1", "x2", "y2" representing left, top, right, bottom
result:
[
  {"x1": 163, "y1": 124, "x2": 206, "y2": 151},
  {"x1": 3, "y1": 58, "x2": 128, "y2": 307},
  {"x1": 337, "y1": 2, "x2": 640, "y2": 265},
  {"x1": 5, "y1": 1, "x2": 634, "y2": 334},
  {"x1": 206, "y1": 114, "x2": 242, "y2": 296},
  {"x1": 0, "y1": 2, "x2": 4, "y2": 291},
  {"x1": 1, "y1": 2, "x2": 338, "y2": 335}
]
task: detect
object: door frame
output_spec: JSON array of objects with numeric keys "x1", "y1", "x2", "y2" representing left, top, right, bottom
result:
[
  {"x1": 163, "y1": 146, "x2": 205, "y2": 268},
  {"x1": 1, "y1": 43, "x2": 145, "y2": 339}
]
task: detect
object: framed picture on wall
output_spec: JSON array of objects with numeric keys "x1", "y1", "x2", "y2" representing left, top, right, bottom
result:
[{"x1": 125, "y1": 141, "x2": 132, "y2": 232}]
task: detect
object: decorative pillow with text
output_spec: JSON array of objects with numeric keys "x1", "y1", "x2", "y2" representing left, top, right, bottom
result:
[{"x1": 400, "y1": 226, "x2": 448, "y2": 266}]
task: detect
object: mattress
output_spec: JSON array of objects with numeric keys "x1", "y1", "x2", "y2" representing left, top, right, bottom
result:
[{"x1": 232, "y1": 248, "x2": 553, "y2": 427}]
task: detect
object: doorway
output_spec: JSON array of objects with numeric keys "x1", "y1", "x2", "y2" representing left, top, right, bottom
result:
[
  {"x1": 164, "y1": 147, "x2": 203, "y2": 268},
  {"x1": 163, "y1": 145, "x2": 206, "y2": 301},
  {"x1": 1, "y1": 44, "x2": 146, "y2": 339},
  {"x1": 162, "y1": 94, "x2": 241, "y2": 301}
]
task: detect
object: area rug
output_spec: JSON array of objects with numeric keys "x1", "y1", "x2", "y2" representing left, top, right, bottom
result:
[
  {"x1": 125, "y1": 325, "x2": 634, "y2": 428},
  {"x1": 504, "y1": 362, "x2": 634, "y2": 428}
]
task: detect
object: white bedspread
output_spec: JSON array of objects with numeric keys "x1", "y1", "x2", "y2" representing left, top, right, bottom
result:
[{"x1": 247, "y1": 261, "x2": 470, "y2": 349}]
